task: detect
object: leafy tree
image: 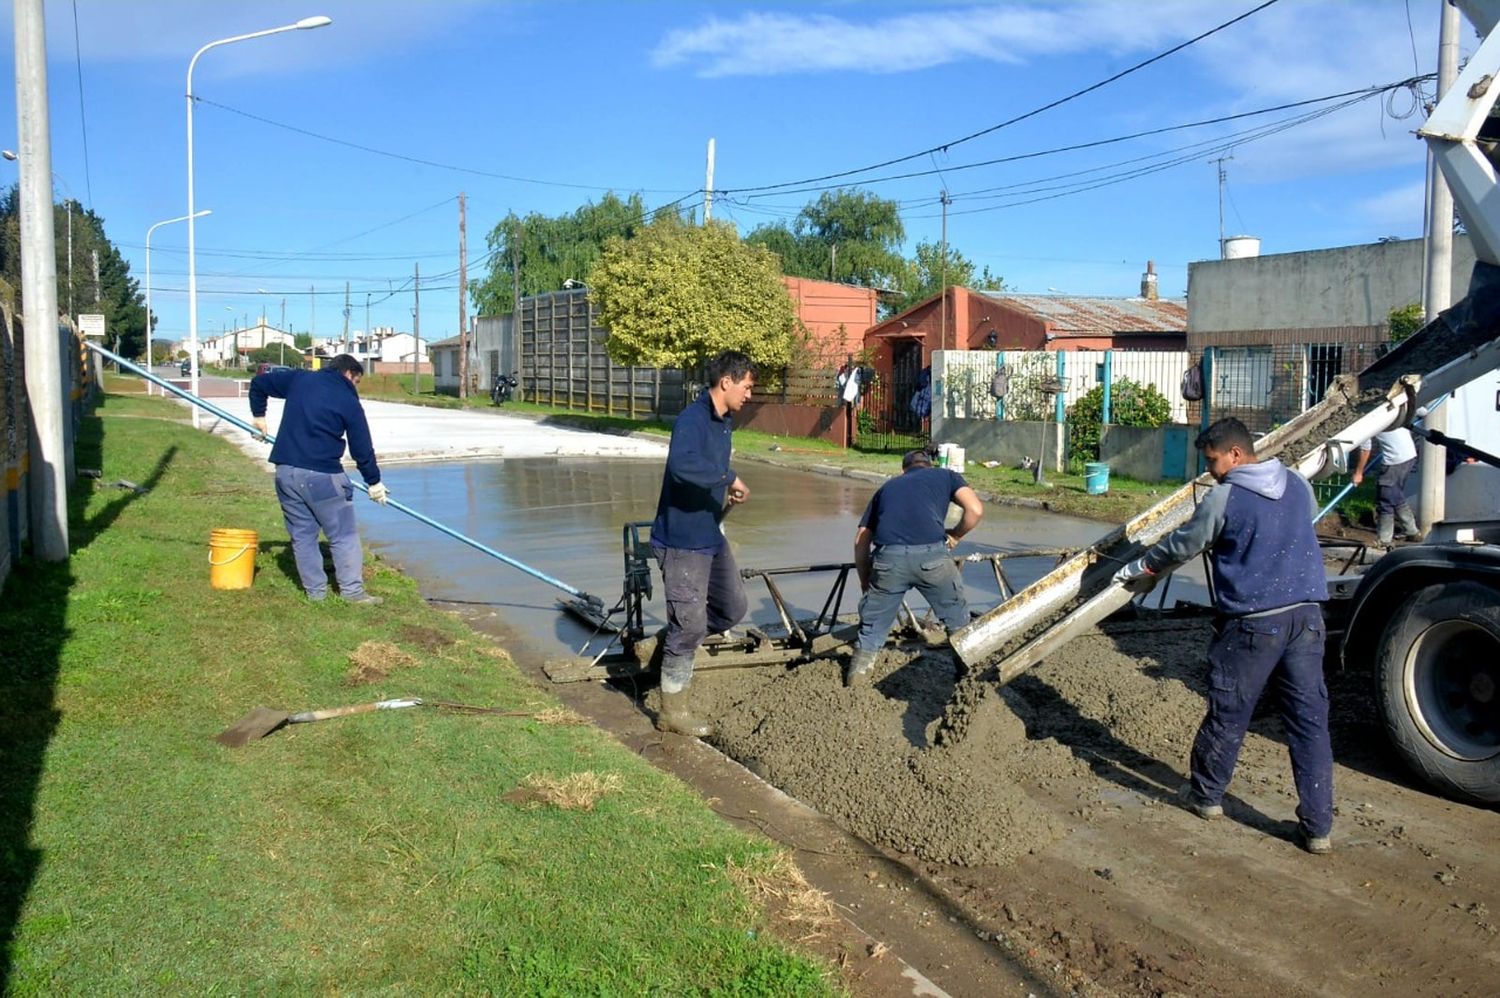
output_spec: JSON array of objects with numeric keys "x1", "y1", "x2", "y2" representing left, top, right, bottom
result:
[
  {"x1": 745, "y1": 188, "x2": 906, "y2": 289},
  {"x1": 1387, "y1": 301, "x2": 1424, "y2": 343},
  {"x1": 893, "y1": 240, "x2": 1006, "y2": 312},
  {"x1": 591, "y1": 218, "x2": 797, "y2": 370},
  {"x1": 0, "y1": 186, "x2": 146, "y2": 358},
  {"x1": 471, "y1": 193, "x2": 666, "y2": 315},
  {"x1": 1067, "y1": 378, "x2": 1172, "y2": 463}
]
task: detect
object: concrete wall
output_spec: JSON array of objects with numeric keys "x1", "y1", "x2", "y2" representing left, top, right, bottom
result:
[
  {"x1": 1187, "y1": 236, "x2": 1477, "y2": 332},
  {"x1": 1100, "y1": 423, "x2": 1196, "y2": 483},
  {"x1": 738, "y1": 401, "x2": 851, "y2": 446},
  {"x1": 930, "y1": 417, "x2": 1066, "y2": 472}
]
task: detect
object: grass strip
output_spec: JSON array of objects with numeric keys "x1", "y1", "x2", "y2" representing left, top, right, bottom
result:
[{"x1": 0, "y1": 390, "x2": 834, "y2": 995}]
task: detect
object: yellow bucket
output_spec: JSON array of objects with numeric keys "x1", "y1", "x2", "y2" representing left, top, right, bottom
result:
[{"x1": 209, "y1": 528, "x2": 258, "y2": 590}]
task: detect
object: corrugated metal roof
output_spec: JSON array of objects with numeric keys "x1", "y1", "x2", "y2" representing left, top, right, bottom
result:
[{"x1": 979, "y1": 293, "x2": 1186, "y2": 334}]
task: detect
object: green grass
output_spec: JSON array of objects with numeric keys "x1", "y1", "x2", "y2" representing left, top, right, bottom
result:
[{"x1": 0, "y1": 392, "x2": 835, "y2": 994}]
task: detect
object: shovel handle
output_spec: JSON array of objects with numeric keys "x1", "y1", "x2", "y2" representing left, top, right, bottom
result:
[{"x1": 287, "y1": 698, "x2": 423, "y2": 724}]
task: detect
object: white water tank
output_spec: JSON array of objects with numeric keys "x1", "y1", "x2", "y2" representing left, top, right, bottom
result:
[{"x1": 1222, "y1": 235, "x2": 1261, "y2": 260}]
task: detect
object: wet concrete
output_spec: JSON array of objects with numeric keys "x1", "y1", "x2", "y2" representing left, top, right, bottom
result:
[{"x1": 359, "y1": 456, "x2": 1118, "y2": 663}]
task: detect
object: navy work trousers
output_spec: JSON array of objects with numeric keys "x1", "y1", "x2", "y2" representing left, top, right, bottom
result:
[
  {"x1": 274, "y1": 465, "x2": 367, "y2": 600},
  {"x1": 657, "y1": 543, "x2": 748, "y2": 664},
  {"x1": 856, "y1": 542, "x2": 969, "y2": 652},
  {"x1": 1189, "y1": 603, "x2": 1334, "y2": 837}
]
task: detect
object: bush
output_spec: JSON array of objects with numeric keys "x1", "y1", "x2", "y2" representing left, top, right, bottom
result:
[{"x1": 1068, "y1": 378, "x2": 1171, "y2": 462}]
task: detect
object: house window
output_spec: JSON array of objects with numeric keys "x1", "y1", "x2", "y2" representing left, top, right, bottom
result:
[{"x1": 1214, "y1": 347, "x2": 1273, "y2": 408}]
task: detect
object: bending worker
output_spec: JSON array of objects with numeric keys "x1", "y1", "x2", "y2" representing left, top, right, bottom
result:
[
  {"x1": 649, "y1": 350, "x2": 756, "y2": 737},
  {"x1": 1114, "y1": 417, "x2": 1333, "y2": 854},
  {"x1": 847, "y1": 448, "x2": 984, "y2": 687},
  {"x1": 249, "y1": 354, "x2": 389, "y2": 605},
  {"x1": 1351, "y1": 427, "x2": 1421, "y2": 547}
]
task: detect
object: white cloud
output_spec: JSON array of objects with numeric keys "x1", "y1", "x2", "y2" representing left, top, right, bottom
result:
[{"x1": 651, "y1": 2, "x2": 1204, "y2": 77}]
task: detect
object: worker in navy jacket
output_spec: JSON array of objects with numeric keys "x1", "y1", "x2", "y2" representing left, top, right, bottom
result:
[
  {"x1": 250, "y1": 354, "x2": 388, "y2": 605},
  {"x1": 649, "y1": 350, "x2": 755, "y2": 737},
  {"x1": 1114, "y1": 417, "x2": 1334, "y2": 854}
]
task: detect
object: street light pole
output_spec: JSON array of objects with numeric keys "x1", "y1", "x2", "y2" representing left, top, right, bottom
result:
[
  {"x1": 146, "y1": 209, "x2": 210, "y2": 368},
  {"x1": 185, "y1": 14, "x2": 331, "y2": 427}
]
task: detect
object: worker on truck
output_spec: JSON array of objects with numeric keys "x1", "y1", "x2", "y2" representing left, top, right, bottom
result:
[
  {"x1": 847, "y1": 448, "x2": 984, "y2": 688},
  {"x1": 1351, "y1": 427, "x2": 1422, "y2": 548},
  {"x1": 1114, "y1": 417, "x2": 1334, "y2": 855},
  {"x1": 648, "y1": 350, "x2": 755, "y2": 738}
]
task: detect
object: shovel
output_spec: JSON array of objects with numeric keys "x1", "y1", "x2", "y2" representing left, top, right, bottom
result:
[{"x1": 216, "y1": 697, "x2": 423, "y2": 748}]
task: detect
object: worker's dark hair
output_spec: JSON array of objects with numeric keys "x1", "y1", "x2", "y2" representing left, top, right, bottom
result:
[
  {"x1": 707, "y1": 350, "x2": 756, "y2": 386},
  {"x1": 1195, "y1": 417, "x2": 1255, "y2": 455},
  {"x1": 902, "y1": 448, "x2": 934, "y2": 470},
  {"x1": 327, "y1": 354, "x2": 365, "y2": 378}
]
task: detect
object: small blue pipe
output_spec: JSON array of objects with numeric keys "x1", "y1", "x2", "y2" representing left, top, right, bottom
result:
[
  {"x1": 87, "y1": 343, "x2": 601, "y2": 606},
  {"x1": 1314, "y1": 480, "x2": 1357, "y2": 524}
]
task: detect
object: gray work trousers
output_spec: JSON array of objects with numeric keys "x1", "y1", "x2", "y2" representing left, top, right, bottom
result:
[
  {"x1": 274, "y1": 465, "x2": 367, "y2": 600},
  {"x1": 656, "y1": 544, "x2": 748, "y2": 682},
  {"x1": 856, "y1": 542, "x2": 969, "y2": 652}
]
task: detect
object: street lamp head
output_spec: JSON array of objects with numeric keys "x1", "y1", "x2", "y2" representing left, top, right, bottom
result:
[
  {"x1": 296, "y1": 16, "x2": 333, "y2": 29},
  {"x1": 1, "y1": 150, "x2": 16, "y2": 161}
]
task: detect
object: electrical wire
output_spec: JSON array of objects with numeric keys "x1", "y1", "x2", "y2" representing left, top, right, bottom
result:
[
  {"x1": 70, "y1": 0, "x2": 93, "y2": 209},
  {"x1": 717, "y1": 0, "x2": 1285, "y2": 196},
  {"x1": 193, "y1": 96, "x2": 689, "y2": 195}
]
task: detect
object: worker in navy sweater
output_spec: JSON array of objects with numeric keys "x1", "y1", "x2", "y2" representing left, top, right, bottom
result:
[
  {"x1": 1114, "y1": 417, "x2": 1333, "y2": 854},
  {"x1": 847, "y1": 448, "x2": 984, "y2": 687},
  {"x1": 249, "y1": 354, "x2": 388, "y2": 605},
  {"x1": 649, "y1": 350, "x2": 755, "y2": 737}
]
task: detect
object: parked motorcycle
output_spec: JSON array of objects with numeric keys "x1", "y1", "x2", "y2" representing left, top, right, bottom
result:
[{"x1": 490, "y1": 371, "x2": 519, "y2": 405}]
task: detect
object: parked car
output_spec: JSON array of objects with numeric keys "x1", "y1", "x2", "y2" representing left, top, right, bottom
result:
[
  {"x1": 178, "y1": 359, "x2": 191, "y2": 376},
  {"x1": 254, "y1": 363, "x2": 294, "y2": 376}
]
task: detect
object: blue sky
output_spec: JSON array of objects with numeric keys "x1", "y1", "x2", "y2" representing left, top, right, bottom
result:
[{"x1": 0, "y1": 0, "x2": 1466, "y2": 346}]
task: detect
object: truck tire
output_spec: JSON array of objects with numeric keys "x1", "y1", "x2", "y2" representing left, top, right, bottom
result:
[{"x1": 1375, "y1": 581, "x2": 1500, "y2": 805}]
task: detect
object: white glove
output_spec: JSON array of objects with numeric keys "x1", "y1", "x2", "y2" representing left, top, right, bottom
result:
[
  {"x1": 367, "y1": 482, "x2": 390, "y2": 505},
  {"x1": 251, "y1": 417, "x2": 269, "y2": 442},
  {"x1": 1112, "y1": 557, "x2": 1159, "y2": 593}
]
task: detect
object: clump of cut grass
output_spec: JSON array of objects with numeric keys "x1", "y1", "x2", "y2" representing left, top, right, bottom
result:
[
  {"x1": 346, "y1": 640, "x2": 418, "y2": 685},
  {"x1": 723, "y1": 850, "x2": 838, "y2": 943},
  {"x1": 533, "y1": 707, "x2": 587, "y2": 726},
  {"x1": 504, "y1": 771, "x2": 624, "y2": 812}
]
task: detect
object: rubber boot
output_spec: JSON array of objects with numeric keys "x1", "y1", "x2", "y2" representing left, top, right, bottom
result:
[
  {"x1": 1376, "y1": 512, "x2": 1395, "y2": 548},
  {"x1": 1395, "y1": 503, "x2": 1421, "y2": 541},
  {"x1": 656, "y1": 686, "x2": 713, "y2": 738},
  {"x1": 844, "y1": 649, "x2": 878, "y2": 688}
]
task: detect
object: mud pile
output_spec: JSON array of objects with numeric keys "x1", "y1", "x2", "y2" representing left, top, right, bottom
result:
[{"x1": 693, "y1": 617, "x2": 1221, "y2": 868}]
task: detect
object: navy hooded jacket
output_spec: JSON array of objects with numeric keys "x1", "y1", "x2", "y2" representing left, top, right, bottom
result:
[{"x1": 249, "y1": 367, "x2": 381, "y2": 486}]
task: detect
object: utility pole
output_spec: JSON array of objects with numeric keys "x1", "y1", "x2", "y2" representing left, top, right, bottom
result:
[
  {"x1": 704, "y1": 137, "x2": 715, "y2": 223},
  {"x1": 279, "y1": 298, "x2": 286, "y2": 365},
  {"x1": 1419, "y1": 0, "x2": 1462, "y2": 534},
  {"x1": 458, "y1": 191, "x2": 469, "y2": 398},
  {"x1": 939, "y1": 189, "x2": 951, "y2": 352},
  {"x1": 1211, "y1": 154, "x2": 1233, "y2": 258},
  {"x1": 830, "y1": 243, "x2": 837, "y2": 282},
  {"x1": 512, "y1": 222, "x2": 521, "y2": 314},
  {"x1": 412, "y1": 261, "x2": 421, "y2": 395},
  {"x1": 309, "y1": 284, "x2": 315, "y2": 341},
  {"x1": 342, "y1": 281, "x2": 351, "y2": 356},
  {"x1": 14, "y1": 0, "x2": 68, "y2": 559},
  {"x1": 365, "y1": 291, "x2": 371, "y2": 357}
]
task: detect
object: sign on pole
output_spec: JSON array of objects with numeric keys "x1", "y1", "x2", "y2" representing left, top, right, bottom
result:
[{"x1": 78, "y1": 313, "x2": 106, "y2": 338}]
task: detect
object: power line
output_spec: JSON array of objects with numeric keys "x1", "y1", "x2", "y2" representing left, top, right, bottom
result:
[
  {"x1": 193, "y1": 96, "x2": 689, "y2": 195},
  {"x1": 718, "y1": 0, "x2": 1285, "y2": 196},
  {"x1": 738, "y1": 79, "x2": 1424, "y2": 201},
  {"x1": 70, "y1": 0, "x2": 93, "y2": 209}
]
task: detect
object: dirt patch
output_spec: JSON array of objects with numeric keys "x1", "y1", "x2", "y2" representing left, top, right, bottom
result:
[
  {"x1": 345, "y1": 640, "x2": 418, "y2": 685},
  {"x1": 397, "y1": 623, "x2": 455, "y2": 653}
]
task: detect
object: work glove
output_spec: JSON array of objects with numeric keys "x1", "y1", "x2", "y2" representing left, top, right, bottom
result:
[
  {"x1": 1112, "y1": 557, "x2": 1159, "y2": 594},
  {"x1": 251, "y1": 417, "x2": 269, "y2": 442},
  {"x1": 367, "y1": 482, "x2": 390, "y2": 505}
]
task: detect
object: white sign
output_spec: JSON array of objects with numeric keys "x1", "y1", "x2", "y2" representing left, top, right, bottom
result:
[{"x1": 78, "y1": 313, "x2": 106, "y2": 338}]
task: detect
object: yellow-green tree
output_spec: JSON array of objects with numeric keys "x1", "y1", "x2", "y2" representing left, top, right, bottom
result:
[{"x1": 591, "y1": 218, "x2": 797, "y2": 370}]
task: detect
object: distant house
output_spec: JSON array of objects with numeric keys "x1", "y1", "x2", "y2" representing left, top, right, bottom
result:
[
  {"x1": 863, "y1": 264, "x2": 1186, "y2": 415},
  {"x1": 780, "y1": 277, "x2": 880, "y2": 365},
  {"x1": 427, "y1": 335, "x2": 462, "y2": 392}
]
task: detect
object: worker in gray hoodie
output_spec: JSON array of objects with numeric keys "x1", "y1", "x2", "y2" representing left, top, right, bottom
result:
[{"x1": 1113, "y1": 417, "x2": 1333, "y2": 854}]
